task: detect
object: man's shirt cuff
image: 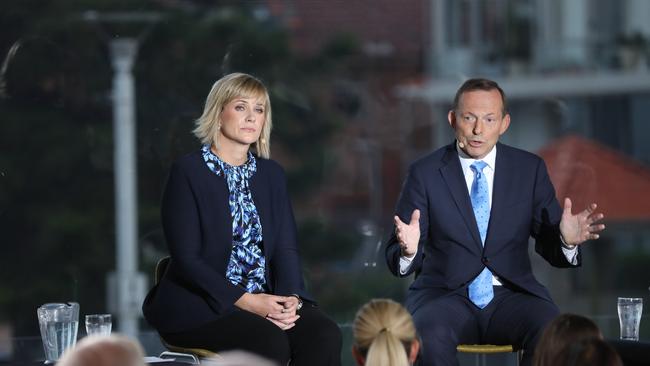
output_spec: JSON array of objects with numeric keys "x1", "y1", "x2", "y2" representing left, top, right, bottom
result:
[{"x1": 399, "y1": 254, "x2": 415, "y2": 275}]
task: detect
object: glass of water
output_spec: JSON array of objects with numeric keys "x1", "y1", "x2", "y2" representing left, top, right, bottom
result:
[
  {"x1": 37, "y1": 302, "x2": 79, "y2": 364},
  {"x1": 617, "y1": 297, "x2": 643, "y2": 341},
  {"x1": 85, "y1": 314, "x2": 112, "y2": 336}
]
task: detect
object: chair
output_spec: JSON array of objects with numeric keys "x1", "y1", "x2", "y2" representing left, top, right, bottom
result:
[
  {"x1": 457, "y1": 344, "x2": 520, "y2": 366},
  {"x1": 154, "y1": 256, "x2": 218, "y2": 363}
]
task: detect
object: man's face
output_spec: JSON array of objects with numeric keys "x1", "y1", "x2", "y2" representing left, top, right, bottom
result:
[{"x1": 448, "y1": 89, "x2": 510, "y2": 159}]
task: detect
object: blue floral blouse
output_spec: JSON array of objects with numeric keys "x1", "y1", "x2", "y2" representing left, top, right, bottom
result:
[{"x1": 201, "y1": 145, "x2": 266, "y2": 293}]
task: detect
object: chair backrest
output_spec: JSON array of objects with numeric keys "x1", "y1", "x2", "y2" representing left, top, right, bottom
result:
[
  {"x1": 155, "y1": 256, "x2": 171, "y2": 285},
  {"x1": 151, "y1": 255, "x2": 219, "y2": 360}
]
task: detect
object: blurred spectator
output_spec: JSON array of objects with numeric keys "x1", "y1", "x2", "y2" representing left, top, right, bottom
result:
[
  {"x1": 202, "y1": 350, "x2": 279, "y2": 366},
  {"x1": 533, "y1": 313, "x2": 602, "y2": 366},
  {"x1": 352, "y1": 298, "x2": 420, "y2": 366},
  {"x1": 55, "y1": 334, "x2": 145, "y2": 366},
  {"x1": 552, "y1": 338, "x2": 623, "y2": 366}
]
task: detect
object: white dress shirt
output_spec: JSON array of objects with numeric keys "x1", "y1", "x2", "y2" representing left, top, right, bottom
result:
[{"x1": 399, "y1": 143, "x2": 578, "y2": 276}]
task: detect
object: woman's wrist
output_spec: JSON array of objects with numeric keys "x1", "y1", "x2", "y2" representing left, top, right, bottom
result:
[
  {"x1": 234, "y1": 292, "x2": 254, "y2": 311},
  {"x1": 290, "y1": 294, "x2": 303, "y2": 310}
]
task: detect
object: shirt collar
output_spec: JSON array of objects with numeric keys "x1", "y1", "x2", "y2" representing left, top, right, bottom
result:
[
  {"x1": 201, "y1": 144, "x2": 257, "y2": 178},
  {"x1": 456, "y1": 142, "x2": 497, "y2": 173}
]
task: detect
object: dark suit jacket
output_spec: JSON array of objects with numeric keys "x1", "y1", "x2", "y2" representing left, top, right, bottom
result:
[
  {"x1": 143, "y1": 150, "x2": 312, "y2": 333},
  {"x1": 385, "y1": 142, "x2": 580, "y2": 313}
]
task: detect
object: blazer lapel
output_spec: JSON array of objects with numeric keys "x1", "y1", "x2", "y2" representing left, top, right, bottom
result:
[
  {"x1": 199, "y1": 159, "x2": 231, "y2": 225},
  {"x1": 485, "y1": 143, "x2": 512, "y2": 249},
  {"x1": 439, "y1": 144, "x2": 483, "y2": 250}
]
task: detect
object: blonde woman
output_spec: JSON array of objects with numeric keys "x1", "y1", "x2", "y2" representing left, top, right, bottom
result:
[
  {"x1": 143, "y1": 73, "x2": 341, "y2": 365},
  {"x1": 352, "y1": 299, "x2": 420, "y2": 366}
]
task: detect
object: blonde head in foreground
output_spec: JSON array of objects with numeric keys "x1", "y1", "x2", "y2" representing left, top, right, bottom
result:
[
  {"x1": 352, "y1": 299, "x2": 420, "y2": 366},
  {"x1": 55, "y1": 334, "x2": 145, "y2": 366}
]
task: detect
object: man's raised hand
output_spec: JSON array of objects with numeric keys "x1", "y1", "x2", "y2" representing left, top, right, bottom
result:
[
  {"x1": 559, "y1": 198, "x2": 605, "y2": 246},
  {"x1": 394, "y1": 209, "x2": 421, "y2": 257}
]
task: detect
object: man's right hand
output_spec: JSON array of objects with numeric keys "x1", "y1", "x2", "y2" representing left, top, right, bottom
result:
[{"x1": 394, "y1": 209, "x2": 421, "y2": 257}]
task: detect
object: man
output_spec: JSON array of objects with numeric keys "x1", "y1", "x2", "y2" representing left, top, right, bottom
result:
[{"x1": 385, "y1": 78, "x2": 605, "y2": 366}]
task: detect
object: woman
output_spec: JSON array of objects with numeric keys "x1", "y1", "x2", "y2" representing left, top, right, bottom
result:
[
  {"x1": 533, "y1": 313, "x2": 602, "y2": 366},
  {"x1": 142, "y1": 73, "x2": 341, "y2": 365},
  {"x1": 352, "y1": 299, "x2": 420, "y2": 366}
]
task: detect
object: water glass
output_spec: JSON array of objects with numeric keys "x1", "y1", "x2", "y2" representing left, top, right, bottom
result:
[
  {"x1": 85, "y1": 314, "x2": 112, "y2": 336},
  {"x1": 37, "y1": 302, "x2": 79, "y2": 364},
  {"x1": 618, "y1": 297, "x2": 643, "y2": 341}
]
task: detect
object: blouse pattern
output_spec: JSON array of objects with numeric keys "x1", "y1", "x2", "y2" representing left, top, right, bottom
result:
[{"x1": 201, "y1": 145, "x2": 266, "y2": 293}]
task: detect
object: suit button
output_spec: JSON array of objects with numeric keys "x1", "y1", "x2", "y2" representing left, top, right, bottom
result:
[{"x1": 482, "y1": 257, "x2": 489, "y2": 264}]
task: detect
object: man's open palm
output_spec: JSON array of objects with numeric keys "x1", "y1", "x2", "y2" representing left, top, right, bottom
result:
[
  {"x1": 559, "y1": 198, "x2": 605, "y2": 246},
  {"x1": 394, "y1": 209, "x2": 421, "y2": 257}
]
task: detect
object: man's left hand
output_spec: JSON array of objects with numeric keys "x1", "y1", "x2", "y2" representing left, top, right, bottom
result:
[{"x1": 559, "y1": 197, "x2": 605, "y2": 246}]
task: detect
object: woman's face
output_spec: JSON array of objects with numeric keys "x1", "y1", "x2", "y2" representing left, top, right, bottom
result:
[{"x1": 217, "y1": 96, "x2": 266, "y2": 149}]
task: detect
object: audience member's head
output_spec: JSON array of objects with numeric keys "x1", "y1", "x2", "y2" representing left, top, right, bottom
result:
[
  {"x1": 55, "y1": 334, "x2": 145, "y2": 366},
  {"x1": 201, "y1": 350, "x2": 279, "y2": 366},
  {"x1": 352, "y1": 299, "x2": 419, "y2": 366},
  {"x1": 533, "y1": 313, "x2": 602, "y2": 366},
  {"x1": 553, "y1": 338, "x2": 623, "y2": 366}
]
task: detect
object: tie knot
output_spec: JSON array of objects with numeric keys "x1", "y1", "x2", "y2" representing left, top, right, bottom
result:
[{"x1": 471, "y1": 161, "x2": 488, "y2": 175}]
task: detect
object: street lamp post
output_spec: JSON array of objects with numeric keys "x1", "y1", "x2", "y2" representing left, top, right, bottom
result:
[
  {"x1": 83, "y1": 11, "x2": 161, "y2": 338},
  {"x1": 110, "y1": 37, "x2": 142, "y2": 338}
]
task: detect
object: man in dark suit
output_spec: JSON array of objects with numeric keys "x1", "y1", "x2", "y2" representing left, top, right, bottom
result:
[{"x1": 385, "y1": 78, "x2": 605, "y2": 366}]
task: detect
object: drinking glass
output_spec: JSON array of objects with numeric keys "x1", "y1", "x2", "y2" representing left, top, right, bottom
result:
[
  {"x1": 618, "y1": 297, "x2": 643, "y2": 341},
  {"x1": 37, "y1": 302, "x2": 79, "y2": 364},
  {"x1": 85, "y1": 314, "x2": 112, "y2": 336}
]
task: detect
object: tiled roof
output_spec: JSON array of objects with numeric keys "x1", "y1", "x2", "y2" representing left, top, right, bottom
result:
[{"x1": 538, "y1": 135, "x2": 650, "y2": 222}]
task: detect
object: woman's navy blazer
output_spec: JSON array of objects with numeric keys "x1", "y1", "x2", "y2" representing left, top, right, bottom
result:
[{"x1": 142, "y1": 150, "x2": 312, "y2": 333}]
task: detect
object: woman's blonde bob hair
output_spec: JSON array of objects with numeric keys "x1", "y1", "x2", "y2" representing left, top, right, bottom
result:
[
  {"x1": 193, "y1": 72, "x2": 272, "y2": 158},
  {"x1": 353, "y1": 298, "x2": 419, "y2": 366}
]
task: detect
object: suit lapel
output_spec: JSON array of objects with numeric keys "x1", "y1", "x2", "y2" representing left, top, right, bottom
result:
[
  {"x1": 486, "y1": 143, "x2": 512, "y2": 249},
  {"x1": 439, "y1": 144, "x2": 483, "y2": 250}
]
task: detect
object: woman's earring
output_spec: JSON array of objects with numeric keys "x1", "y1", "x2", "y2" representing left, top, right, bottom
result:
[{"x1": 260, "y1": 138, "x2": 266, "y2": 144}]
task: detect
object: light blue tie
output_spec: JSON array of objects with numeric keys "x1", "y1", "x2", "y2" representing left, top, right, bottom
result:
[{"x1": 468, "y1": 161, "x2": 494, "y2": 309}]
